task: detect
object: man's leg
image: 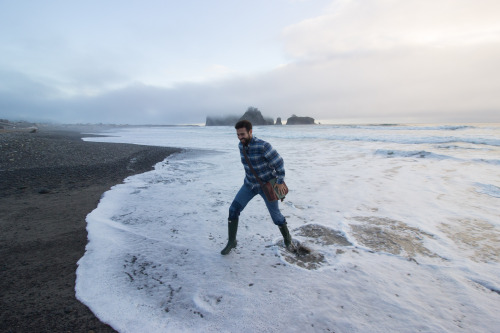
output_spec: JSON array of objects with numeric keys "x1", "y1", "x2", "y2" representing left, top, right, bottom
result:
[
  {"x1": 221, "y1": 184, "x2": 257, "y2": 255},
  {"x1": 260, "y1": 190, "x2": 292, "y2": 247},
  {"x1": 260, "y1": 189, "x2": 286, "y2": 226}
]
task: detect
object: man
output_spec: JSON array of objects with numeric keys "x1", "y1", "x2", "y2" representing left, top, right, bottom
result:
[{"x1": 221, "y1": 120, "x2": 292, "y2": 255}]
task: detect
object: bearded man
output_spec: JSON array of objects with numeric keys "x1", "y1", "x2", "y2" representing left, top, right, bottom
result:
[{"x1": 221, "y1": 120, "x2": 292, "y2": 255}]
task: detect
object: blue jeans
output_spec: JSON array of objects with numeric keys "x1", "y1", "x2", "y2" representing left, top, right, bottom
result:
[{"x1": 229, "y1": 183, "x2": 286, "y2": 226}]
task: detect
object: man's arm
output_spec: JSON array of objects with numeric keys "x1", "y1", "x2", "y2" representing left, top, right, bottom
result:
[{"x1": 264, "y1": 142, "x2": 285, "y2": 184}]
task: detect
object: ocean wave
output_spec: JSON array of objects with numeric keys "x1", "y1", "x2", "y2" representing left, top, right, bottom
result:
[
  {"x1": 260, "y1": 128, "x2": 500, "y2": 147},
  {"x1": 374, "y1": 150, "x2": 500, "y2": 165},
  {"x1": 374, "y1": 149, "x2": 453, "y2": 160},
  {"x1": 325, "y1": 135, "x2": 500, "y2": 147},
  {"x1": 475, "y1": 183, "x2": 500, "y2": 198},
  {"x1": 435, "y1": 144, "x2": 491, "y2": 150},
  {"x1": 473, "y1": 159, "x2": 500, "y2": 166},
  {"x1": 347, "y1": 125, "x2": 475, "y2": 131}
]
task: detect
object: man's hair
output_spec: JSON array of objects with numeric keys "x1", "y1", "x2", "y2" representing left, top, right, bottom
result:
[{"x1": 234, "y1": 120, "x2": 252, "y2": 132}]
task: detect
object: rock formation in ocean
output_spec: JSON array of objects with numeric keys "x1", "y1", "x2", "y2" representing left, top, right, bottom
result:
[
  {"x1": 286, "y1": 115, "x2": 315, "y2": 125},
  {"x1": 205, "y1": 107, "x2": 274, "y2": 126},
  {"x1": 238, "y1": 107, "x2": 274, "y2": 125},
  {"x1": 276, "y1": 117, "x2": 283, "y2": 125}
]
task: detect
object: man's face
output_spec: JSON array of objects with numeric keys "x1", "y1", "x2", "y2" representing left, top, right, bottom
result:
[{"x1": 236, "y1": 128, "x2": 252, "y2": 145}]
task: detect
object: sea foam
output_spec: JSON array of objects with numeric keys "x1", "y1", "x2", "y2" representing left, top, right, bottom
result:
[{"x1": 77, "y1": 124, "x2": 500, "y2": 332}]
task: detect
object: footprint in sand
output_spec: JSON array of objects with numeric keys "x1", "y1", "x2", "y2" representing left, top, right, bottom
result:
[{"x1": 277, "y1": 224, "x2": 353, "y2": 270}]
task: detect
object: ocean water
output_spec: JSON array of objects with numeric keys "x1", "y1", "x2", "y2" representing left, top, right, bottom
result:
[{"x1": 77, "y1": 124, "x2": 500, "y2": 332}]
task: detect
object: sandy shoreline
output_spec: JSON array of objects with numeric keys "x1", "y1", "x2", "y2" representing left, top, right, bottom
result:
[{"x1": 0, "y1": 129, "x2": 180, "y2": 332}]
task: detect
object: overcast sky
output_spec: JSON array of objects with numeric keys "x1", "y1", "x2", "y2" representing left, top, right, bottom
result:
[{"x1": 1, "y1": 0, "x2": 499, "y2": 124}]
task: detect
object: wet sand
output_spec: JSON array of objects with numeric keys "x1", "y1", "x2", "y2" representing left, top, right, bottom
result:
[{"x1": 0, "y1": 128, "x2": 180, "y2": 332}]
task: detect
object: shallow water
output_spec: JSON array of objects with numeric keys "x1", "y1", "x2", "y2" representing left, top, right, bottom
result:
[{"x1": 77, "y1": 124, "x2": 500, "y2": 332}]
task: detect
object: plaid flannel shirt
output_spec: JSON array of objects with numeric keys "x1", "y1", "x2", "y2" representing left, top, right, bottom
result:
[{"x1": 239, "y1": 136, "x2": 285, "y2": 189}]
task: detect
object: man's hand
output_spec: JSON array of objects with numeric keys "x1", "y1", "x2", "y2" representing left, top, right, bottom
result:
[{"x1": 274, "y1": 183, "x2": 287, "y2": 196}]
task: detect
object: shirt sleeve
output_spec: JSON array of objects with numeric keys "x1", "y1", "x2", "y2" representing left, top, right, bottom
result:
[{"x1": 263, "y1": 142, "x2": 285, "y2": 183}]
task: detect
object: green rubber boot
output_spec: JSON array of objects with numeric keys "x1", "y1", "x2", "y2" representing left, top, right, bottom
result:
[
  {"x1": 279, "y1": 222, "x2": 292, "y2": 247},
  {"x1": 221, "y1": 219, "x2": 239, "y2": 255}
]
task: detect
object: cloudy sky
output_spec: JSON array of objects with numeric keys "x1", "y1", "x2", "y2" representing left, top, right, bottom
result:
[{"x1": 1, "y1": 0, "x2": 499, "y2": 124}]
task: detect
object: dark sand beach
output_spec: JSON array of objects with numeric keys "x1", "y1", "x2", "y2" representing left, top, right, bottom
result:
[{"x1": 0, "y1": 128, "x2": 180, "y2": 332}]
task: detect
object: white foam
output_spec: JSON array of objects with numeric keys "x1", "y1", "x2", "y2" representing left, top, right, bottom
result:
[{"x1": 77, "y1": 124, "x2": 500, "y2": 332}]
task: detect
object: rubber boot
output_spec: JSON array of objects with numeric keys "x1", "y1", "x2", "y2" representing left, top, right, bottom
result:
[
  {"x1": 221, "y1": 219, "x2": 239, "y2": 255},
  {"x1": 279, "y1": 222, "x2": 292, "y2": 248}
]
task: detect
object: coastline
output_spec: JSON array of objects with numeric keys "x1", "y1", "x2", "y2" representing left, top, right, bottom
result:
[{"x1": 0, "y1": 128, "x2": 180, "y2": 332}]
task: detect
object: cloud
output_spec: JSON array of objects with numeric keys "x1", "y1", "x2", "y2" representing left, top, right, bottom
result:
[
  {"x1": 3, "y1": 39, "x2": 500, "y2": 125},
  {"x1": 283, "y1": 0, "x2": 500, "y2": 59},
  {"x1": 272, "y1": 0, "x2": 500, "y2": 121},
  {"x1": 1, "y1": 0, "x2": 499, "y2": 124}
]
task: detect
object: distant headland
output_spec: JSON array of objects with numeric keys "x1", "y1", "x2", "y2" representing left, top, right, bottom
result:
[{"x1": 205, "y1": 107, "x2": 316, "y2": 126}]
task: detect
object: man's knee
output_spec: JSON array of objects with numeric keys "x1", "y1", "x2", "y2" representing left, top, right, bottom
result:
[
  {"x1": 273, "y1": 218, "x2": 286, "y2": 226},
  {"x1": 229, "y1": 201, "x2": 243, "y2": 220}
]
